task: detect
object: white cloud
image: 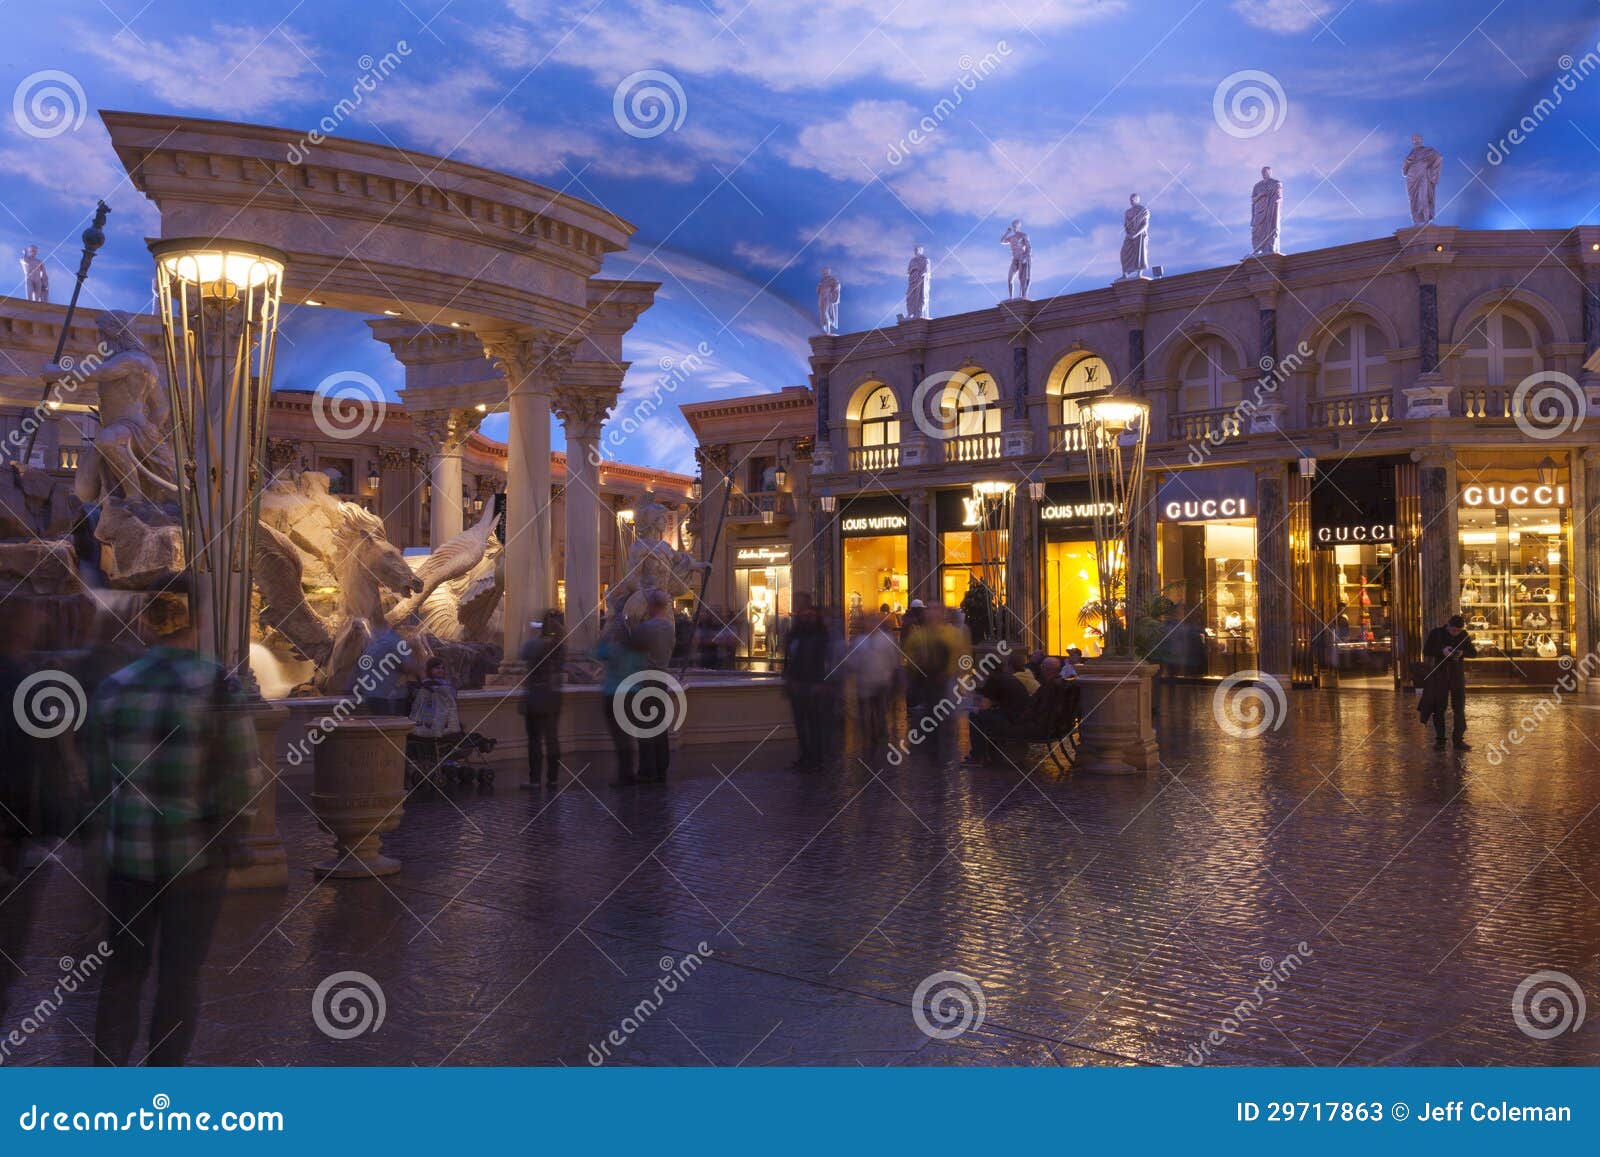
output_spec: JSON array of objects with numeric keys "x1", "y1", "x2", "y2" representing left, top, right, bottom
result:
[
  {"x1": 83, "y1": 24, "x2": 318, "y2": 116},
  {"x1": 499, "y1": 0, "x2": 1117, "y2": 92},
  {"x1": 782, "y1": 99, "x2": 922, "y2": 180},
  {"x1": 731, "y1": 240, "x2": 796, "y2": 270},
  {"x1": 1231, "y1": 0, "x2": 1335, "y2": 34},
  {"x1": 0, "y1": 122, "x2": 159, "y2": 233}
]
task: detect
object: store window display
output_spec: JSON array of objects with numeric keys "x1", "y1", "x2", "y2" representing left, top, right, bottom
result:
[
  {"x1": 1457, "y1": 475, "x2": 1572, "y2": 679},
  {"x1": 1155, "y1": 469, "x2": 1259, "y2": 677}
]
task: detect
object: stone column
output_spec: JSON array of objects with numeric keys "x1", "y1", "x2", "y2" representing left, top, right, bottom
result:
[
  {"x1": 1007, "y1": 486, "x2": 1040, "y2": 649},
  {"x1": 552, "y1": 381, "x2": 618, "y2": 657},
  {"x1": 906, "y1": 488, "x2": 934, "y2": 605},
  {"x1": 1415, "y1": 446, "x2": 1458, "y2": 632},
  {"x1": 1128, "y1": 328, "x2": 1146, "y2": 390},
  {"x1": 1254, "y1": 463, "x2": 1292, "y2": 678},
  {"x1": 482, "y1": 330, "x2": 573, "y2": 679},
  {"x1": 413, "y1": 408, "x2": 482, "y2": 547}
]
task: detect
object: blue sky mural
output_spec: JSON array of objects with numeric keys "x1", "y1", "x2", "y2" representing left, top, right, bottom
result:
[{"x1": 7, "y1": 0, "x2": 1600, "y2": 470}]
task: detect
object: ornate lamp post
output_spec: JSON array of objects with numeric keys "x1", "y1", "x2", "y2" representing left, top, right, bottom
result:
[
  {"x1": 969, "y1": 480, "x2": 1014, "y2": 642},
  {"x1": 150, "y1": 239, "x2": 287, "y2": 687},
  {"x1": 150, "y1": 238, "x2": 291, "y2": 888},
  {"x1": 1074, "y1": 393, "x2": 1159, "y2": 774}
]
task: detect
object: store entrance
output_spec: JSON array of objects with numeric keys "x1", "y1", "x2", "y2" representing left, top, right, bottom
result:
[
  {"x1": 843, "y1": 534, "x2": 908, "y2": 637},
  {"x1": 734, "y1": 563, "x2": 791, "y2": 669},
  {"x1": 1044, "y1": 538, "x2": 1103, "y2": 658},
  {"x1": 1157, "y1": 518, "x2": 1258, "y2": 678},
  {"x1": 1313, "y1": 543, "x2": 1396, "y2": 687}
]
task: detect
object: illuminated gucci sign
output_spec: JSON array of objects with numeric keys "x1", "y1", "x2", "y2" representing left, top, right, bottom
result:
[
  {"x1": 1161, "y1": 497, "x2": 1250, "y2": 521},
  {"x1": 1315, "y1": 524, "x2": 1395, "y2": 546},
  {"x1": 1459, "y1": 484, "x2": 1567, "y2": 508}
]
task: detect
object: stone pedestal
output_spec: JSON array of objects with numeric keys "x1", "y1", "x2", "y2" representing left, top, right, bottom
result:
[
  {"x1": 1075, "y1": 657, "x2": 1160, "y2": 774},
  {"x1": 227, "y1": 701, "x2": 288, "y2": 890},
  {"x1": 310, "y1": 716, "x2": 413, "y2": 878}
]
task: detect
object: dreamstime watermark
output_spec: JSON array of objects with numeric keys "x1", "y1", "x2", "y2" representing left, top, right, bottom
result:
[
  {"x1": 911, "y1": 970, "x2": 986, "y2": 1039},
  {"x1": 886, "y1": 642, "x2": 1011, "y2": 766},
  {"x1": 1212, "y1": 70, "x2": 1287, "y2": 140},
  {"x1": 885, "y1": 42, "x2": 1012, "y2": 165},
  {"x1": 1187, "y1": 942, "x2": 1314, "y2": 1064},
  {"x1": 0, "y1": 946, "x2": 113, "y2": 1066},
  {"x1": 1185, "y1": 340, "x2": 1311, "y2": 465},
  {"x1": 907, "y1": 369, "x2": 995, "y2": 443},
  {"x1": 1510, "y1": 369, "x2": 1587, "y2": 441},
  {"x1": 285, "y1": 43, "x2": 413, "y2": 164},
  {"x1": 613, "y1": 70, "x2": 687, "y2": 139},
  {"x1": 1211, "y1": 670, "x2": 1287, "y2": 740},
  {"x1": 591, "y1": 341, "x2": 714, "y2": 464},
  {"x1": 16, "y1": 1094, "x2": 283, "y2": 1134},
  {"x1": 587, "y1": 944, "x2": 713, "y2": 1064},
  {"x1": 611, "y1": 669, "x2": 688, "y2": 739},
  {"x1": 311, "y1": 970, "x2": 386, "y2": 1039},
  {"x1": 12, "y1": 69, "x2": 87, "y2": 139},
  {"x1": 1486, "y1": 44, "x2": 1600, "y2": 165},
  {"x1": 2, "y1": 341, "x2": 115, "y2": 468},
  {"x1": 1512, "y1": 969, "x2": 1586, "y2": 1040},
  {"x1": 11, "y1": 668, "x2": 87, "y2": 739},
  {"x1": 1482, "y1": 647, "x2": 1600, "y2": 767},
  {"x1": 310, "y1": 370, "x2": 388, "y2": 441},
  {"x1": 283, "y1": 639, "x2": 412, "y2": 768}
]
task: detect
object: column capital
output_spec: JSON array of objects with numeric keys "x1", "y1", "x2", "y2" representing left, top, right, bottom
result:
[
  {"x1": 480, "y1": 327, "x2": 579, "y2": 393},
  {"x1": 552, "y1": 383, "x2": 618, "y2": 441},
  {"x1": 412, "y1": 407, "x2": 483, "y2": 456}
]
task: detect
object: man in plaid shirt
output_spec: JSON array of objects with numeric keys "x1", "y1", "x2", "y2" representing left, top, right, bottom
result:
[{"x1": 86, "y1": 621, "x2": 261, "y2": 1066}]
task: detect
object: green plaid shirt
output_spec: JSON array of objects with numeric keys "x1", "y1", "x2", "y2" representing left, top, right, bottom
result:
[{"x1": 85, "y1": 647, "x2": 261, "y2": 881}]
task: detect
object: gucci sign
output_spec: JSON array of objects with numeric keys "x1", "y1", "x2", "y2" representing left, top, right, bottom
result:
[
  {"x1": 1162, "y1": 497, "x2": 1250, "y2": 521},
  {"x1": 1315, "y1": 524, "x2": 1395, "y2": 546},
  {"x1": 1459, "y1": 483, "x2": 1567, "y2": 508}
]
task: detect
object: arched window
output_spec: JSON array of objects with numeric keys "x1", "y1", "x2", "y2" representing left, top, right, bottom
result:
[
  {"x1": 1058, "y1": 355, "x2": 1110, "y2": 427},
  {"x1": 1461, "y1": 309, "x2": 1540, "y2": 387},
  {"x1": 1178, "y1": 339, "x2": 1240, "y2": 411},
  {"x1": 944, "y1": 372, "x2": 1001, "y2": 438},
  {"x1": 1320, "y1": 322, "x2": 1389, "y2": 395},
  {"x1": 858, "y1": 384, "x2": 900, "y2": 450}
]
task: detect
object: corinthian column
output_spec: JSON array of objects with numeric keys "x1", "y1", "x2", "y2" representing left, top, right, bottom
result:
[
  {"x1": 481, "y1": 329, "x2": 575, "y2": 679},
  {"x1": 413, "y1": 408, "x2": 483, "y2": 546},
  {"x1": 553, "y1": 379, "x2": 620, "y2": 657}
]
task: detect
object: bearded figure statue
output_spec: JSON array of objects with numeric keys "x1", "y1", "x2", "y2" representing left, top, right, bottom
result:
[{"x1": 70, "y1": 310, "x2": 176, "y2": 505}]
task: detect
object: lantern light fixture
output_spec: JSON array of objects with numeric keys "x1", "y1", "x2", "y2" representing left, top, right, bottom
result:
[
  {"x1": 819, "y1": 494, "x2": 837, "y2": 513},
  {"x1": 1537, "y1": 455, "x2": 1558, "y2": 487},
  {"x1": 774, "y1": 465, "x2": 789, "y2": 490},
  {"x1": 1029, "y1": 480, "x2": 1046, "y2": 501}
]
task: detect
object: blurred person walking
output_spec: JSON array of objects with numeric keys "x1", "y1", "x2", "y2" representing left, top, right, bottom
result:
[
  {"x1": 783, "y1": 595, "x2": 831, "y2": 770},
  {"x1": 519, "y1": 613, "x2": 566, "y2": 788},
  {"x1": 87, "y1": 616, "x2": 261, "y2": 1066},
  {"x1": 848, "y1": 613, "x2": 899, "y2": 755},
  {"x1": 598, "y1": 615, "x2": 647, "y2": 786}
]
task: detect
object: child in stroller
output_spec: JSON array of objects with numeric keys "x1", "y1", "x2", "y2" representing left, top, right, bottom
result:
[{"x1": 406, "y1": 658, "x2": 498, "y2": 787}]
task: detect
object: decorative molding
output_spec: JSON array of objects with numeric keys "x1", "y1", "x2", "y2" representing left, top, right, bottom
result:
[{"x1": 412, "y1": 407, "x2": 483, "y2": 455}]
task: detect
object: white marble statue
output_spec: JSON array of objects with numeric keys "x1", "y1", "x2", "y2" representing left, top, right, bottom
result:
[
  {"x1": 1001, "y1": 220, "x2": 1031, "y2": 299},
  {"x1": 68, "y1": 311, "x2": 175, "y2": 505},
  {"x1": 1120, "y1": 194, "x2": 1150, "y2": 279},
  {"x1": 607, "y1": 499, "x2": 709, "y2": 623},
  {"x1": 1403, "y1": 133, "x2": 1442, "y2": 225},
  {"x1": 905, "y1": 245, "x2": 931, "y2": 320},
  {"x1": 1250, "y1": 166, "x2": 1283, "y2": 257},
  {"x1": 817, "y1": 267, "x2": 841, "y2": 335},
  {"x1": 20, "y1": 245, "x2": 48, "y2": 303}
]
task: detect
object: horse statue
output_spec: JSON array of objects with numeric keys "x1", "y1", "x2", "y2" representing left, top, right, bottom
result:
[{"x1": 324, "y1": 503, "x2": 424, "y2": 692}]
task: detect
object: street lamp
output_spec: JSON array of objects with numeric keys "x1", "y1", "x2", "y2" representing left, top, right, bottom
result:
[
  {"x1": 150, "y1": 238, "x2": 287, "y2": 686},
  {"x1": 1537, "y1": 455, "x2": 1558, "y2": 488},
  {"x1": 774, "y1": 464, "x2": 789, "y2": 490},
  {"x1": 1078, "y1": 394, "x2": 1151, "y2": 659},
  {"x1": 819, "y1": 494, "x2": 837, "y2": 513}
]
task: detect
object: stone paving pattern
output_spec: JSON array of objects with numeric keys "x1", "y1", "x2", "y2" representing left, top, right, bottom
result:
[{"x1": 7, "y1": 686, "x2": 1600, "y2": 1067}]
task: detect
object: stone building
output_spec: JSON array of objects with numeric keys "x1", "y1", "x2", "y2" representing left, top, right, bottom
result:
[{"x1": 713, "y1": 225, "x2": 1600, "y2": 689}]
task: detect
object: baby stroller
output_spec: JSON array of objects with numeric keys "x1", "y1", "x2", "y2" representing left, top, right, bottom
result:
[{"x1": 405, "y1": 730, "x2": 499, "y2": 789}]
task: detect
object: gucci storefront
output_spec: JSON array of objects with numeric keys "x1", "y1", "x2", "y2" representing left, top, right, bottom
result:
[
  {"x1": 1155, "y1": 467, "x2": 1259, "y2": 678},
  {"x1": 1306, "y1": 457, "x2": 1404, "y2": 686}
]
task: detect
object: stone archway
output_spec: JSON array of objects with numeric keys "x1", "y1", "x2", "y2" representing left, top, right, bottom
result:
[{"x1": 103, "y1": 111, "x2": 659, "y2": 669}]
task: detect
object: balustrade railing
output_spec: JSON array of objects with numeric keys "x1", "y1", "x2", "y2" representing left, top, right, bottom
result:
[
  {"x1": 942, "y1": 431, "x2": 1003, "y2": 463},
  {"x1": 847, "y1": 444, "x2": 899, "y2": 472},
  {"x1": 1167, "y1": 406, "x2": 1242, "y2": 445},
  {"x1": 1309, "y1": 389, "x2": 1394, "y2": 428}
]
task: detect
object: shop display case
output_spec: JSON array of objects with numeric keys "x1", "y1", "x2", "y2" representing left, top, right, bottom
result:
[{"x1": 1458, "y1": 508, "x2": 1571, "y2": 666}]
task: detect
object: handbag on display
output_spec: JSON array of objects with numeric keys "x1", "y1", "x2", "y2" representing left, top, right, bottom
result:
[
  {"x1": 1516, "y1": 582, "x2": 1529, "y2": 600},
  {"x1": 1528, "y1": 559, "x2": 1547, "y2": 576},
  {"x1": 1223, "y1": 611, "x2": 1244, "y2": 633},
  {"x1": 1524, "y1": 610, "x2": 1549, "y2": 630},
  {"x1": 1461, "y1": 581, "x2": 1479, "y2": 603},
  {"x1": 1467, "y1": 614, "x2": 1490, "y2": 631},
  {"x1": 1537, "y1": 634, "x2": 1559, "y2": 659},
  {"x1": 1542, "y1": 588, "x2": 1557, "y2": 604}
]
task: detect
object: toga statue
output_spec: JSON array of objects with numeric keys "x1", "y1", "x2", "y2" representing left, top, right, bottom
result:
[
  {"x1": 1120, "y1": 193, "x2": 1150, "y2": 278},
  {"x1": 817, "y1": 267, "x2": 841, "y2": 335},
  {"x1": 20, "y1": 245, "x2": 48, "y2": 303},
  {"x1": 606, "y1": 500, "x2": 709, "y2": 623},
  {"x1": 904, "y1": 245, "x2": 931, "y2": 320},
  {"x1": 1403, "y1": 133, "x2": 1442, "y2": 225},
  {"x1": 1001, "y1": 220, "x2": 1031, "y2": 299},
  {"x1": 1250, "y1": 165, "x2": 1283, "y2": 257},
  {"x1": 68, "y1": 310, "x2": 176, "y2": 505}
]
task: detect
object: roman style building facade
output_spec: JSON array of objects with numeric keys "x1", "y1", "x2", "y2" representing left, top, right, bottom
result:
[{"x1": 772, "y1": 225, "x2": 1600, "y2": 688}]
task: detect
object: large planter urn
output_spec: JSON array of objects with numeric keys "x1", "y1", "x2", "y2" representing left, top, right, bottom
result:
[
  {"x1": 1075, "y1": 656, "x2": 1160, "y2": 774},
  {"x1": 310, "y1": 715, "x2": 413, "y2": 878},
  {"x1": 227, "y1": 701, "x2": 289, "y2": 890}
]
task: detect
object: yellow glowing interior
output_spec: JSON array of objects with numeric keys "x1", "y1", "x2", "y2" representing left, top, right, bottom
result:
[{"x1": 160, "y1": 250, "x2": 283, "y2": 288}]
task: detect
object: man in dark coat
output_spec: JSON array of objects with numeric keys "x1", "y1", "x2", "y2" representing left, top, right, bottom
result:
[{"x1": 1419, "y1": 614, "x2": 1476, "y2": 750}]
